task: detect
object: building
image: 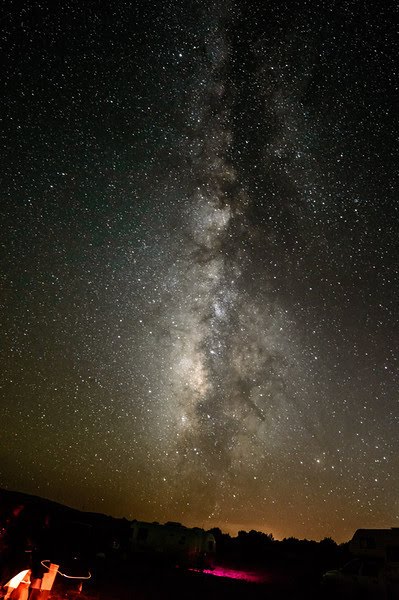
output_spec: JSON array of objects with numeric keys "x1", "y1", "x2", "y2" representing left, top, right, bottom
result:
[{"x1": 129, "y1": 521, "x2": 216, "y2": 569}]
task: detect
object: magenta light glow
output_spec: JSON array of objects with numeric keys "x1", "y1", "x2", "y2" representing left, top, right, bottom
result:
[{"x1": 190, "y1": 566, "x2": 267, "y2": 583}]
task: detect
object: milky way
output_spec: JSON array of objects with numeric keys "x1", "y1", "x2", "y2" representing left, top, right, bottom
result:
[
  {"x1": 1, "y1": 0, "x2": 398, "y2": 541},
  {"x1": 143, "y1": 4, "x2": 309, "y2": 520}
]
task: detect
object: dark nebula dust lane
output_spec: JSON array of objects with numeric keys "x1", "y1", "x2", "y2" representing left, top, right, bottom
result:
[{"x1": 0, "y1": 0, "x2": 398, "y2": 541}]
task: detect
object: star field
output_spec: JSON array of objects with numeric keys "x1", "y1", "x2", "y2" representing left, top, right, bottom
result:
[{"x1": 1, "y1": 0, "x2": 398, "y2": 542}]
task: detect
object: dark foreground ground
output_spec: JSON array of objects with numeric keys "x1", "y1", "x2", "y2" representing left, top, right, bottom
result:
[
  {"x1": 51, "y1": 566, "x2": 314, "y2": 600},
  {"x1": 1, "y1": 552, "x2": 386, "y2": 599},
  {"x1": 47, "y1": 561, "x2": 373, "y2": 600}
]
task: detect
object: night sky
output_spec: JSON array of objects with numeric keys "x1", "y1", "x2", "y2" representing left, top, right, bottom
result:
[{"x1": 1, "y1": 0, "x2": 398, "y2": 542}]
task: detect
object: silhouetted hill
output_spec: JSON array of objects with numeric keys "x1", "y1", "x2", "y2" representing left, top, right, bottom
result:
[{"x1": 0, "y1": 487, "x2": 120, "y2": 526}]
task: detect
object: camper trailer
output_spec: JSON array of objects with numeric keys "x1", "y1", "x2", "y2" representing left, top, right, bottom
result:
[{"x1": 129, "y1": 521, "x2": 216, "y2": 569}]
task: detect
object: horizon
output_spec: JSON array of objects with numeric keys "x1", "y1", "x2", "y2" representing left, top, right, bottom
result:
[
  {"x1": 1, "y1": 0, "x2": 397, "y2": 546},
  {"x1": 3, "y1": 485, "x2": 391, "y2": 545}
]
